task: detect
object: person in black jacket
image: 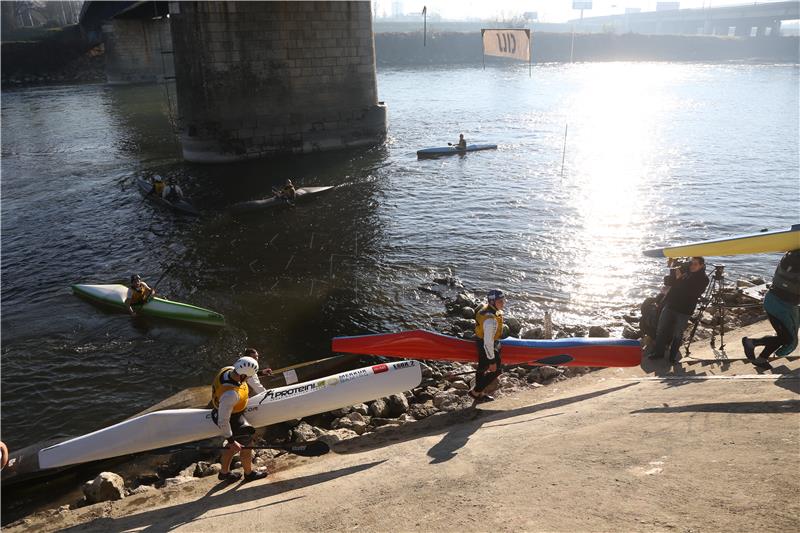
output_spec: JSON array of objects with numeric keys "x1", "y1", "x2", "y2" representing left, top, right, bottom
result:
[
  {"x1": 649, "y1": 256, "x2": 709, "y2": 364},
  {"x1": 742, "y1": 250, "x2": 800, "y2": 369}
]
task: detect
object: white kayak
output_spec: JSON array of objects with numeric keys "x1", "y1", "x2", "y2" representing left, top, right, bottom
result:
[
  {"x1": 230, "y1": 186, "x2": 335, "y2": 213},
  {"x1": 37, "y1": 360, "x2": 421, "y2": 470},
  {"x1": 72, "y1": 284, "x2": 225, "y2": 327}
]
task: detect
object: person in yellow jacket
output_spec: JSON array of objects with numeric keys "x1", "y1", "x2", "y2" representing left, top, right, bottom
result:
[
  {"x1": 469, "y1": 289, "x2": 506, "y2": 403},
  {"x1": 212, "y1": 355, "x2": 268, "y2": 482},
  {"x1": 124, "y1": 274, "x2": 155, "y2": 316}
]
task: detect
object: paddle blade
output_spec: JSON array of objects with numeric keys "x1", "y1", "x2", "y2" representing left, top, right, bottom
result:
[
  {"x1": 285, "y1": 440, "x2": 330, "y2": 457},
  {"x1": 528, "y1": 354, "x2": 574, "y2": 366}
]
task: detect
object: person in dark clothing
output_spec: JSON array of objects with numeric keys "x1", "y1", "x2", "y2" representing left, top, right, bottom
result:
[
  {"x1": 742, "y1": 250, "x2": 800, "y2": 369},
  {"x1": 649, "y1": 256, "x2": 709, "y2": 364}
]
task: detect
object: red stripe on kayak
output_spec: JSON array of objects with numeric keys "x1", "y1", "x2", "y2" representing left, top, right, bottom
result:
[
  {"x1": 371, "y1": 364, "x2": 389, "y2": 373},
  {"x1": 334, "y1": 330, "x2": 641, "y2": 367}
]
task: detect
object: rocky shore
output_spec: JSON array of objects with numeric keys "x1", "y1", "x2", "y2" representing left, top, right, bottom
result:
[{"x1": 3, "y1": 271, "x2": 772, "y2": 527}]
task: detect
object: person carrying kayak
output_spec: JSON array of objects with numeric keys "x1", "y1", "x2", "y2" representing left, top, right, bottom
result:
[
  {"x1": 454, "y1": 133, "x2": 467, "y2": 150},
  {"x1": 124, "y1": 274, "x2": 155, "y2": 316},
  {"x1": 212, "y1": 356, "x2": 269, "y2": 482},
  {"x1": 469, "y1": 289, "x2": 506, "y2": 403},
  {"x1": 273, "y1": 179, "x2": 297, "y2": 205},
  {"x1": 241, "y1": 347, "x2": 274, "y2": 378},
  {"x1": 742, "y1": 250, "x2": 800, "y2": 369}
]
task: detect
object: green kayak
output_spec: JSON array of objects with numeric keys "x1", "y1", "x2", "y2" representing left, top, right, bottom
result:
[{"x1": 72, "y1": 284, "x2": 225, "y2": 327}]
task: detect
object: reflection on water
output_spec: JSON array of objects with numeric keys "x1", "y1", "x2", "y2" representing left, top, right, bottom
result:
[{"x1": 1, "y1": 63, "x2": 798, "y2": 448}]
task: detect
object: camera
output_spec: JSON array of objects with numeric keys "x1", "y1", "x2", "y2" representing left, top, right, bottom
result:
[{"x1": 668, "y1": 257, "x2": 692, "y2": 275}]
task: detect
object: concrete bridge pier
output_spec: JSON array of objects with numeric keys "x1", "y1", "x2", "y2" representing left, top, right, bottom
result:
[
  {"x1": 168, "y1": 1, "x2": 387, "y2": 163},
  {"x1": 103, "y1": 16, "x2": 171, "y2": 84}
]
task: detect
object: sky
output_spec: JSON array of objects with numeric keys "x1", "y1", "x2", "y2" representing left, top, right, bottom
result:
[{"x1": 373, "y1": 0, "x2": 794, "y2": 23}]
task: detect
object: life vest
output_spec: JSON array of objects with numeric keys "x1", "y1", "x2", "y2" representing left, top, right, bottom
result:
[
  {"x1": 475, "y1": 303, "x2": 504, "y2": 340},
  {"x1": 211, "y1": 367, "x2": 249, "y2": 414},
  {"x1": 129, "y1": 284, "x2": 151, "y2": 305},
  {"x1": 154, "y1": 181, "x2": 165, "y2": 195},
  {"x1": 771, "y1": 251, "x2": 800, "y2": 305}
]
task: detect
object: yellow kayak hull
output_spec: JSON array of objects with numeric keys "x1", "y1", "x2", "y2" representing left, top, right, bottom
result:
[{"x1": 643, "y1": 224, "x2": 800, "y2": 258}]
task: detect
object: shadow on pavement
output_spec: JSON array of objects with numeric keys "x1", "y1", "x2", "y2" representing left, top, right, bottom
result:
[
  {"x1": 63, "y1": 460, "x2": 386, "y2": 533},
  {"x1": 335, "y1": 383, "x2": 638, "y2": 464},
  {"x1": 631, "y1": 399, "x2": 800, "y2": 415}
]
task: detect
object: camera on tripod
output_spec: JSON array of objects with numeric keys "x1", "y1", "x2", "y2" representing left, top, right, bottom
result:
[{"x1": 667, "y1": 257, "x2": 692, "y2": 276}]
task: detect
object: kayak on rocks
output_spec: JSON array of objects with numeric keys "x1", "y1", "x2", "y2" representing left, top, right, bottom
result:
[
  {"x1": 230, "y1": 186, "x2": 335, "y2": 213},
  {"x1": 332, "y1": 330, "x2": 642, "y2": 367},
  {"x1": 416, "y1": 144, "x2": 498, "y2": 158},
  {"x1": 71, "y1": 284, "x2": 225, "y2": 327},
  {"x1": 3, "y1": 361, "x2": 421, "y2": 480}
]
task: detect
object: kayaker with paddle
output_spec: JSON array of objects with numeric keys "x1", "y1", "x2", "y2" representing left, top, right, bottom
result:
[
  {"x1": 469, "y1": 289, "x2": 506, "y2": 403},
  {"x1": 150, "y1": 175, "x2": 166, "y2": 197},
  {"x1": 212, "y1": 356, "x2": 269, "y2": 483},
  {"x1": 454, "y1": 133, "x2": 467, "y2": 150},
  {"x1": 273, "y1": 179, "x2": 297, "y2": 205},
  {"x1": 124, "y1": 274, "x2": 155, "y2": 316}
]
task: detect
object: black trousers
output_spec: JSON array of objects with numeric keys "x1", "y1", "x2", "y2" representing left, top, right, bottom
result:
[
  {"x1": 750, "y1": 312, "x2": 793, "y2": 359},
  {"x1": 474, "y1": 339, "x2": 502, "y2": 393}
]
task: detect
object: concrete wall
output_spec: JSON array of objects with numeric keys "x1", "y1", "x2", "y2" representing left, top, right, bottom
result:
[
  {"x1": 104, "y1": 18, "x2": 172, "y2": 84},
  {"x1": 168, "y1": 1, "x2": 386, "y2": 163}
]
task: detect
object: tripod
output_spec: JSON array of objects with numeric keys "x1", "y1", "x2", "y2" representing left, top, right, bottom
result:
[{"x1": 684, "y1": 264, "x2": 726, "y2": 357}]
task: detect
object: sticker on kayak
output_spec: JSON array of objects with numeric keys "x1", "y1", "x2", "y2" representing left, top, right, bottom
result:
[{"x1": 371, "y1": 364, "x2": 388, "y2": 374}]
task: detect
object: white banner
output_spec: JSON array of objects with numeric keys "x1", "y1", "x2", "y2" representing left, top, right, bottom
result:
[{"x1": 481, "y1": 29, "x2": 530, "y2": 62}]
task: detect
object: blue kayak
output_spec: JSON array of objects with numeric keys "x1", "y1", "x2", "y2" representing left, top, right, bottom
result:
[{"x1": 417, "y1": 144, "x2": 498, "y2": 158}]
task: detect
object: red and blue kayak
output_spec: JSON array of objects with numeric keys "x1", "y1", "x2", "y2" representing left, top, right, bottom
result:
[{"x1": 332, "y1": 330, "x2": 642, "y2": 367}]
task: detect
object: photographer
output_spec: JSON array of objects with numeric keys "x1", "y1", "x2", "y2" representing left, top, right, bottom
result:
[{"x1": 649, "y1": 256, "x2": 709, "y2": 364}]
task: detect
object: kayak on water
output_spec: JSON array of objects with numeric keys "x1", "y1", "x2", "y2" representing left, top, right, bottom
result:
[
  {"x1": 643, "y1": 224, "x2": 800, "y2": 258},
  {"x1": 136, "y1": 177, "x2": 200, "y2": 216},
  {"x1": 1, "y1": 361, "x2": 420, "y2": 478},
  {"x1": 71, "y1": 284, "x2": 225, "y2": 327},
  {"x1": 416, "y1": 144, "x2": 498, "y2": 158},
  {"x1": 230, "y1": 186, "x2": 335, "y2": 213},
  {"x1": 332, "y1": 330, "x2": 642, "y2": 367}
]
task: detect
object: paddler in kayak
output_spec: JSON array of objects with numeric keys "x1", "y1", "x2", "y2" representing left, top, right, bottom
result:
[
  {"x1": 455, "y1": 133, "x2": 467, "y2": 150},
  {"x1": 212, "y1": 356, "x2": 269, "y2": 483},
  {"x1": 124, "y1": 274, "x2": 155, "y2": 316},
  {"x1": 273, "y1": 179, "x2": 297, "y2": 205},
  {"x1": 469, "y1": 289, "x2": 506, "y2": 403},
  {"x1": 150, "y1": 175, "x2": 166, "y2": 197}
]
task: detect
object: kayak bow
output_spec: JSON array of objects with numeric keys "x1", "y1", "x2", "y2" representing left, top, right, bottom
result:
[{"x1": 643, "y1": 224, "x2": 800, "y2": 258}]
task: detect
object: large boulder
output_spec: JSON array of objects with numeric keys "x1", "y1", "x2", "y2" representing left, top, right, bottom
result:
[
  {"x1": 333, "y1": 412, "x2": 368, "y2": 435},
  {"x1": 505, "y1": 317, "x2": 522, "y2": 337},
  {"x1": 292, "y1": 421, "x2": 320, "y2": 442},
  {"x1": 521, "y1": 327, "x2": 545, "y2": 339},
  {"x1": 588, "y1": 325, "x2": 610, "y2": 338},
  {"x1": 368, "y1": 398, "x2": 390, "y2": 418},
  {"x1": 82, "y1": 472, "x2": 125, "y2": 504},
  {"x1": 408, "y1": 403, "x2": 439, "y2": 420},
  {"x1": 622, "y1": 325, "x2": 641, "y2": 339},
  {"x1": 386, "y1": 394, "x2": 410, "y2": 417},
  {"x1": 318, "y1": 428, "x2": 359, "y2": 446}
]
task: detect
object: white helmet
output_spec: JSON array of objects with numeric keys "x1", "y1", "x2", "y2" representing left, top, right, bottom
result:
[
  {"x1": 233, "y1": 356, "x2": 259, "y2": 377},
  {"x1": 154, "y1": 175, "x2": 163, "y2": 182}
]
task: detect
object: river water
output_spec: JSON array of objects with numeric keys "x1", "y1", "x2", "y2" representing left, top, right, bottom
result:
[{"x1": 1, "y1": 62, "x2": 798, "y2": 450}]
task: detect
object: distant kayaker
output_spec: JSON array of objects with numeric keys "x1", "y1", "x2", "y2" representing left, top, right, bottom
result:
[
  {"x1": 455, "y1": 133, "x2": 467, "y2": 150},
  {"x1": 742, "y1": 250, "x2": 800, "y2": 369},
  {"x1": 469, "y1": 289, "x2": 506, "y2": 403},
  {"x1": 124, "y1": 274, "x2": 155, "y2": 316},
  {"x1": 212, "y1": 356, "x2": 269, "y2": 483},
  {"x1": 242, "y1": 347, "x2": 274, "y2": 378},
  {"x1": 163, "y1": 183, "x2": 184, "y2": 203},
  {"x1": 151, "y1": 175, "x2": 166, "y2": 197},
  {"x1": 274, "y1": 179, "x2": 297, "y2": 204}
]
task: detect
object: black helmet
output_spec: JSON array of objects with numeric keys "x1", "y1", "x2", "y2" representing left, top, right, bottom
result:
[
  {"x1": 131, "y1": 274, "x2": 142, "y2": 284},
  {"x1": 487, "y1": 289, "x2": 504, "y2": 302}
]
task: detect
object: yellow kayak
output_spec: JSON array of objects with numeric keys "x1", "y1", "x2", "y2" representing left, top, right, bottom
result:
[{"x1": 643, "y1": 224, "x2": 800, "y2": 258}]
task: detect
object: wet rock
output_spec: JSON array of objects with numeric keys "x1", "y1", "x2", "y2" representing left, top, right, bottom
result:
[
  {"x1": 736, "y1": 279, "x2": 755, "y2": 288},
  {"x1": 454, "y1": 293, "x2": 477, "y2": 309},
  {"x1": 623, "y1": 313, "x2": 639, "y2": 324},
  {"x1": 332, "y1": 412, "x2": 368, "y2": 435},
  {"x1": 83, "y1": 472, "x2": 125, "y2": 504},
  {"x1": 588, "y1": 325, "x2": 610, "y2": 338},
  {"x1": 622, "y1": 325, "x2": 641, "y2": 339},
  {"x1": 749, "y1": 276, "x2": 766, "y2": 285},
  {"x1": 292, "y1": 422, "x2": 320, "y2": 442},
  {"x1": 329, "y1": 406, "x2": 352, "y2": 418},
  {"x1": 521, "y1": 327, "x2": 545, "y2": 339},
  {"x1": 413, "y1": 386, "x2": 440, "y2": 403},
  {"x1": 455, "y1": 317, "x2": 476, "y2": 330},
  {"x1": 449, "y1": 379, "x2": 470, "y2": 390},
  {"x1": 537, "y1": 366, "x2": 563, "y2": 381},
  {"x1": 163, "y1": 476, "x2": 198, "y2": 488},
  {"x1": 352, "y1": 403, "x2": 369, "y2": 416},
  {"x1": 369, "y1": 398, "x2": 390, "y2": 417},
  {"x1": 195, "y1": 461, "x2": 222, "y2": 477},
  {"x1": 505, "y1": 317, "x2": 522, "y2": 337},
  {"x1": 386, "y1": 394, "x2": 410, "y2": 417},
  {"x1": 460, "y1": 307, "x2": 476, "y2": 319},
  {"x1": 318, "y1": 428, "x2": 359, "y2": 446},
  {"x1": 408, "y1": 403, "x2": 439, "y2": 420},
  {"x1": 420, "y1": 363, "x2": 433, "y2": 379},
  {"x1": 178, "y1": 463, "x2": 198, "y2": 478}
]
